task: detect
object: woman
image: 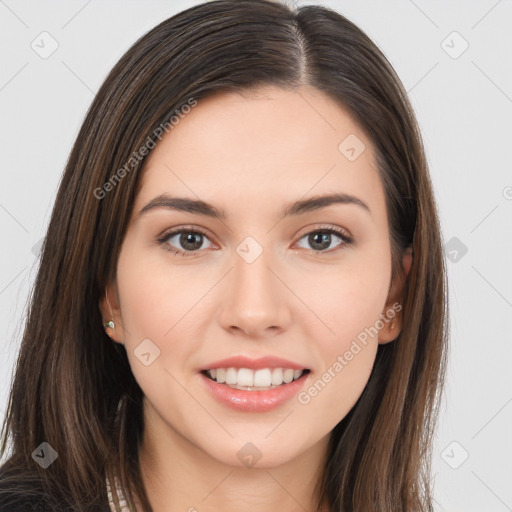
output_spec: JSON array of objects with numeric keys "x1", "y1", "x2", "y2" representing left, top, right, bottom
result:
[{"x1": 0, "y1": 0, "x2": 448, "y2": 511}]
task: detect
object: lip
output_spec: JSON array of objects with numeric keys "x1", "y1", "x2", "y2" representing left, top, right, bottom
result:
[
  {"x1": 199, "y1": 355, "x2": 309, "y2": 371},
  {"x1": 199, "y1": 370, "x2": 310, "y2": 412}
]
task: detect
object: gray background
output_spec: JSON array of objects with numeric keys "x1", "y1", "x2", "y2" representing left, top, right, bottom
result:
[{"x1": 1, "y1": 1, "x2": 511, "y2": 510}]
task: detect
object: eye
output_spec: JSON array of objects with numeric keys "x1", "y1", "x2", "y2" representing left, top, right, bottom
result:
[
  {"x1": 156, "y1": 227, "x2": 214, "y2": 256},
  {"x1": 295, "y1": 225, "x2": 353, "y2": 253},
  {"x1": 156, "y1": 224, "x2": 353, "y2": 257}
]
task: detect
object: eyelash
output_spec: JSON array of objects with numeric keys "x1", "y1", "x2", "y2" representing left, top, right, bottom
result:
[{"x1": 156, "y1": 225, "x2": 353, "y2": 257}]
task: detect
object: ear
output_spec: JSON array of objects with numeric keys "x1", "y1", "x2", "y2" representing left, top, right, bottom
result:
[
  {"x1": 99, "y1": 282, "x2": 125, "y2": 345},
  {"x1": 378, "y1": 245, "x2": 413, "y2": 344}
]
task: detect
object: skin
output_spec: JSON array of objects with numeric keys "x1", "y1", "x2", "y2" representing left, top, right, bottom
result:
[{"x1": 100, "y1": 84, "x2": 412, "y2": 512}]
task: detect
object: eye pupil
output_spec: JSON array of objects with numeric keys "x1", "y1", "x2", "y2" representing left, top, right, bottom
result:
[
  {"x1": 310, "y1": 232, "x2": 331, "y2": 251},
  {"x1": 181, "y1": 232, "x2": 203, "y2": 250}
]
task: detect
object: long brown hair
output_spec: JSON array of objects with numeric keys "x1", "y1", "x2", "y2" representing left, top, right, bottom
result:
[{"x1": 0, "y1": 1, "x2": 448, "y2": 511}]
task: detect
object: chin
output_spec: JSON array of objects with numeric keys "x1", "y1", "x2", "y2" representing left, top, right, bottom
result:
[{"x1": 202, "y1": 433, "x2": 310, "y2": 470}]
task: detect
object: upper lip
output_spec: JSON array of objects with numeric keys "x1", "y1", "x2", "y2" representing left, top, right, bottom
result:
[{"x1": 199, "y1": 355, "x2": 310, "y2": 371}]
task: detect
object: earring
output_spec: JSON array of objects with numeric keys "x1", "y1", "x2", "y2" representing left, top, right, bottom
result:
[
  {"x1": 389, "y1": 322, "x2": 395, "y2": 331},
  {"x1": 103, "y1": 291, "x2": 123, "y2": 343},
  {"x1": 103, "y1": 290, "x2": 116, "y2": 330}
]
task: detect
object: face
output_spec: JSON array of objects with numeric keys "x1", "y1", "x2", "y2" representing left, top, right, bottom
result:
[{"x1": 100, "y1": 85, "x2": 411, "y2": 469}]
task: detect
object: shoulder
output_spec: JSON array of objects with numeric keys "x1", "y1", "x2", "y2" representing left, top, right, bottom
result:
[
  {"x1": 0, "y1": 487, "x2": 111, "y2": 512},
  {"x1": 0, "y1": 468, "x2": 111, "y2": 512},
  {"x1": 0, "y1": 486, "x2": 111, "y2": 512},
  {"x1": 0, "y1": 487, "x2": 50, "y2": 512},
  {"x1": 0, "y1": 476, "x2": 55, "y2": 512}
]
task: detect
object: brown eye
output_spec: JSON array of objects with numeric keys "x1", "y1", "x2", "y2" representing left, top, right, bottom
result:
[
  {"x1": 157, "y1": 228, "x2": 213, "y2": 256},
  {"x1": 296, "y1": 227, "x2": 352, "y2": 253}
]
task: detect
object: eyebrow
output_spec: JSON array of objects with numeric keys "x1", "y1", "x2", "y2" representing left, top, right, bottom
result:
[{"x1": 137, "y1": 192, "x2": 371, "y2": 220}]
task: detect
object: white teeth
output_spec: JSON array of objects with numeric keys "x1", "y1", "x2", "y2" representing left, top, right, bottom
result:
[
  {"x1": 283, "y1": 369, "x2": 294, "y2": 384},
  {"x1": 205, "y1": 367, "x2": 306, "y2": 389},
  {"x1": 253, "y1": 369, "x2": 272, "y2": 387},
  {"x1": 271, "y1": 368, "x2": 283, "y2": 386},
  {"x1": 237, "y1": 368, "x2": 254, "y2": 387},
  {"x1": 225, "y1": 367, "x2": 237, "y2": 385}
]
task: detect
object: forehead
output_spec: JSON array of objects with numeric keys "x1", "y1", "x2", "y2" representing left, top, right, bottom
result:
[{"x1": 134, "y1": 85, "x2": 385, "y2": 221}]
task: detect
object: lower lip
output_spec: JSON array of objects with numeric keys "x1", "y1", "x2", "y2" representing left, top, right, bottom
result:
[{"x1": 199, "y1": 371, "x2": 310, "y2": 412}]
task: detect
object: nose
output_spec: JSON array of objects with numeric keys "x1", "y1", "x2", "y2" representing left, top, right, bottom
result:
[{"x1": 217, "y1": 245, "x2": 292, "y2": 339}]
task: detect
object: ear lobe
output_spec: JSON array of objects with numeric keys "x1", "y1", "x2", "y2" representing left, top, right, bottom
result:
[
  {"x1": 378, "y1": 245, "x2": 413, "y2": 345},
  {"x1": 99, "y1": 284, "x2": 124, "y2": 344}
]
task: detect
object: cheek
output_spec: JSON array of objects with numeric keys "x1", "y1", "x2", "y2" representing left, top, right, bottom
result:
[
  {"x1": 114, "y1": 244, "x2": 206, "y2": 389},
  {"x1": 116, "y1": 239, "x2": 204, "y2": 339},
  {"x1": 294, "y1": 255, "x2": 391, "y2": 352},
  {"x1": 291, "y1": 252, "x2": 390, "y2": 420},
  {"x1": 296, "y1": 340, "x2": 378, "y2": 437}
]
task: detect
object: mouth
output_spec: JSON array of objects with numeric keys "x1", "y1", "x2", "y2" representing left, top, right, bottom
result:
[
  {"x1": 200, "y1": 367, "x2": 311, "y2": 391},
  {"x1": 197, "y1": 355, "x2": 312, "y2": 411}
]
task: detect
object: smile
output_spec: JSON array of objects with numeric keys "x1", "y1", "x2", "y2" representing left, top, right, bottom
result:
[{"x1": 202, "y1": 367, "x2": 310, "y2": 390}]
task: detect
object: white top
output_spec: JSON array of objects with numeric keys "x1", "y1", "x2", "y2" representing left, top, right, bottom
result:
[{"x1": 106, "y1": 473, "x2": 133, "y2": 512}]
